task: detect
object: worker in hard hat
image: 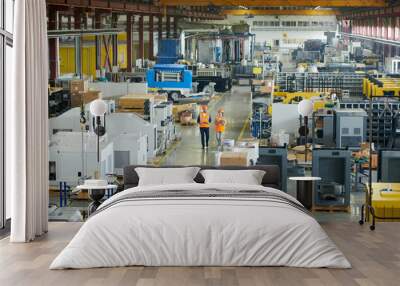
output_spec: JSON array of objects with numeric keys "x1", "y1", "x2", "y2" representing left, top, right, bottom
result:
[
  {"x1": 197, "y1": 105, "x2": 212, "y2": 149},
  {"x1": 215, "y1": 108, "x2": 226, "y2": 149}
]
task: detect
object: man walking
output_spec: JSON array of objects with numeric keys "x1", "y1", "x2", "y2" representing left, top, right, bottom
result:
[{"x1": 197, "y1": 105, "x2": 211, "y2": 149}]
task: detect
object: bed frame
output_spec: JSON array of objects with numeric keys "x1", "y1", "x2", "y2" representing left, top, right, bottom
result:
[{"x1": 123, "y1": 165, "x2": 281, "y2": 190}]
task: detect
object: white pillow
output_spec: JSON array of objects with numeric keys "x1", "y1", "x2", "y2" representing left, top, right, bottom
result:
[
  {"x1": 200, "y1": 169, "x2": 266, "y2": 185},
  {"x1": 135, "y1": 167, "x2": 200, "y2": 186}
]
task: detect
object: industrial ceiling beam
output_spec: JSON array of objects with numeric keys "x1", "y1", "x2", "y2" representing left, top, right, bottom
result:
[
  {"x1": 47, "y1": 28, "x2": 124, "y2": 38},
  {"x1": 223, "y1": 9, "x2": 342, "y2": 16},
  {"x1": 160, "y1": 0, "x2": 387, "y2": 7},
  {"x1": 46, "y1": 0, "x2": 225, "y2": 20}
]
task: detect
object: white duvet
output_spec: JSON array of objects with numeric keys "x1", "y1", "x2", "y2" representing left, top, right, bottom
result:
[{"x1": 50, "y1": 183, "x2": 351, "y2": 269}]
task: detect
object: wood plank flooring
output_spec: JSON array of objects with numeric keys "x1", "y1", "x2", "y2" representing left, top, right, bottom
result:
[{"x1": 0, "y1": 222, "x2": 399, "y2": 286}]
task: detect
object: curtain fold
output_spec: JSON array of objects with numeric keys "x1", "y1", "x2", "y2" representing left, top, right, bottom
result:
[{"x1": 9, "y1": 0, "x2": 49, "y2": 242}]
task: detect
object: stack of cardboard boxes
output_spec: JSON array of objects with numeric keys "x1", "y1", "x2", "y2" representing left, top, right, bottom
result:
[
  {"x1": 172, "y1": 103, "x2": 197, "y2": 123},
  {"x1": 70, "y1": 80, "x2": 100, "y2": 107},
  {"x1": 219, "y1": 152, "x2": 250, "y2": 166}
]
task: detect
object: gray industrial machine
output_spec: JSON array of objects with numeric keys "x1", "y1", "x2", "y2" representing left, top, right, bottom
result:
[
  {"x1": 312, "y1": 149, "x2": 352, "y2": 207},
  {"x1": 257, "y1": 146, "x2": 288, "y2": 192},
  {"x1": 312, "y1": 111, "x2": 335, "y2": 147},
  {"x1": 335, "y1": 109, "x2": 367, "y2": 149},
  {"x1": 378, "y1": 149, "x2": 400, "y2": 182}
]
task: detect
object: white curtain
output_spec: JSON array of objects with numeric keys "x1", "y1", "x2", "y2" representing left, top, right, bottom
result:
[{"x1": 8, "y1": 0, "x2": 49, "y2": 242}]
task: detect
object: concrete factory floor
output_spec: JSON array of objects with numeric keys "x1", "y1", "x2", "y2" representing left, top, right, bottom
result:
[{"x1": 161, "y1": 86, "x2": 252, "y2": 166}]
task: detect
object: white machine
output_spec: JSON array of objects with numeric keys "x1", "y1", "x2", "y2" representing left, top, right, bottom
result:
[
  {"x1": 101, "y1": 133, "x2": 147, "y2": 177},
  {"x1": 149, "y1": 101, "x2": 177, "y2": 154},
  {"x1": 49, "y1": 130, "x2": 148, "y2": 187},
  {"x1": 49, "y1": 132, "x2": 99, "y2": 187},
  {"x1": 49, "y1": 100, "x2": 115, "y2": 136},
  {"x1": 106, "y1": 113, "x2": 158, "y2": 159}
]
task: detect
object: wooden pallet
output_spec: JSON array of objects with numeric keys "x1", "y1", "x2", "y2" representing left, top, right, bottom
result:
[{"x1": 312, "y1": 205, "x2": 350, "y2": 213}]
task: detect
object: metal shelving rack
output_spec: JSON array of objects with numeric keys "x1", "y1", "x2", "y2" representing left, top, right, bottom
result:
[
  {"x1": 338, "y1": 99, "x2": 400, "y2": 148},
  {"x1": 276, "y1": 72, "x2": 365, "y2": 97}
]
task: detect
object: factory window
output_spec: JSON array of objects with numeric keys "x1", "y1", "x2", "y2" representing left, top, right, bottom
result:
[
  {"x1": 298, "y1": 21, "x2": 310, "y2": 27},
  {"x1": 1, "y1": 0, "x2": 14, "y2": 230},
  {"x1": 266, "y1": 21, "x2": 280, "y2": 27},
  {"x1": 253, "y1": 21, "x2": 280, "y2": 27},
  {"x1": 281, "y1": 21, "x2": 297, "y2": 27}
]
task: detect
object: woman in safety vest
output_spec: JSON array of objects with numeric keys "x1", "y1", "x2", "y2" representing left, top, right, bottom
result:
[
  {"x1": 197, "y1": 105, "x2": 211, "y2": 149},
  {"x1": 215, "y1": 108, "x2": 225, "y2": 148}
]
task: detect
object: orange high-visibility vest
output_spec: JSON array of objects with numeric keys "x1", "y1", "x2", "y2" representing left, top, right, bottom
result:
[
  {"x1": 215, "y1": 114, "x2": 225, "y2": 132},
  {"x1": 199, "y1": 112, "x2": 210, "y2": 128}
]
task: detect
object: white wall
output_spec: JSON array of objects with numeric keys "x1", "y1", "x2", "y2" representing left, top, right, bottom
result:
[
  {"x1": 253, "y1": 30, "x2": 328, "y2": 49},
  {"x1": 226, "y1": 15, "x2": 337, "y2": 49}
]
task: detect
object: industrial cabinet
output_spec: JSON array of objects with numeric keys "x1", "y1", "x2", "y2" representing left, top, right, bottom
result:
[
  {"x1": 335, "y1": 109, "x2": 367, "y2": 149},
  {"x1": 312, "y1": 149, "x2": 352, "y2": 207},
  {"x1": 257, "y1": 147, "x2": 288, "y2": 192},
  {"x1": 378, "y1": 149, "x2": 400, "y2": 182}
]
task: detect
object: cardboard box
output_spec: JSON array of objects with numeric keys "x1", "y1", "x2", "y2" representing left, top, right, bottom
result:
[
  {"x1": 295, "y1": 153, "x2": 313, "y2": 162},
  {"x1": 70, "y1": 80, "x2": 88, "y2": 94},
  {"x1": 220, "y1": 152, "x2": 249, "y2": 166},
  {"x1": 71, "y1": 90, "x2": 100, "y2": 107},
  {"x1": 260, "y1": 85, "x2": 273, "y2": 93},
  {"x1": 180, "y1": 111, "x2": 193, "y2": 124},
  {"x1": 173, "y1": 103, "x2": 195, "y2": 121}
]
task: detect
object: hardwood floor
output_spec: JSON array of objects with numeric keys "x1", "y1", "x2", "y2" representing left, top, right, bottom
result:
[{"x1": 0, "y1": 222, "x2": 399, "y2": 286}]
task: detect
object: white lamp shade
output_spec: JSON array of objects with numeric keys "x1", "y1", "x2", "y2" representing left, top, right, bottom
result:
[
  {"x1": 90, "y1": 99, "x2": 107, "y2": 116},
  {"x1": 298, "y1": 99, "x2": 314, "y2": 117}
]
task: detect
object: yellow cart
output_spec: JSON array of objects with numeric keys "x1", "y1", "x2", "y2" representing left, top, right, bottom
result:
[{"x1": 360, "y1": 182, "x2": 400, "y2": 230}]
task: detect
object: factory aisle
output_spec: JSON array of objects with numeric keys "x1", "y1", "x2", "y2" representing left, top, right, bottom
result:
[{"x1": 162, "y1": 86, "x2": 252, "y2": 166}]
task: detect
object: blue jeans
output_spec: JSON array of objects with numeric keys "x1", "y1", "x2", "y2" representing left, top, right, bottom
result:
[
  {"x1": 216, "y1": 132, "x2": 223, "y2": 146},
  {"x1": 199, "y1": 128, "x2": 210, "y2": 148}
]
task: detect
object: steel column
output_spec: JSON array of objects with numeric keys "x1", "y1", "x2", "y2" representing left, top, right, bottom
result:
[
  {"x1": 166, "y1": 16, "x2": 171, "y2": 38},
  {"x1": 48, "y1": 9, "x2": 59, "y2": 80},
  {"x1": 112, "y1": 13, "x2": 118, "y2": 68},
  {"x1": 127, "y1": 13, "x2": 133, "y2": 72},
  {"x1": 94, "y1": 13, "x2": 102, "y2": 72},
  {"x1": 173, "y1": 17, "x2": 178, "y2": 38},
  {"x1": 158, "y1": 15, "x2": 163, "y2": 42},
  {"x1": 149, "y1": 15, "x2": 154, "y2": 60},
  {"x1": 139, "y1": 15, "x2": 144, "y2": 61},
  {"x1": 74, "y1": 9, "x2": 82, "y2": 78}
]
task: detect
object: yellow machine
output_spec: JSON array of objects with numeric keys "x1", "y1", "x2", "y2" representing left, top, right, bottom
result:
[
  {"x1": 274, "y1": 91, "x2": 321, "y2": 104},
  {"x1": 273, "y1": 91, "x2": 334, "y2": 110},
  {"x1": 363, "y1": 77, "x2": 400, "y2": 98}
]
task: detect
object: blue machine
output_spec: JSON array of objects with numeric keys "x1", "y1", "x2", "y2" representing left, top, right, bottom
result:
[
  {"x1": 157, "y1": 39, "x2": 181, "y2": 64},
  {"x1": 251, "y1": 112, "x2": 271, "y2": 139},
  {"x1": 147, "y1": 64, "x2": 193, "y2": 99}
]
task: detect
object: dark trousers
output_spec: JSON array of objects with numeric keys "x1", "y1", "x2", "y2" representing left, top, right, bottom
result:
[{"x1": 199, "y1": 127, "x2": 210, "y2": 148}]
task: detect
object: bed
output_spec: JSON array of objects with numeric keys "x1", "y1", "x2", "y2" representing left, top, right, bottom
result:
[{"x1": 50, "y1": 165, "x2": 351, "y2": 269}]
